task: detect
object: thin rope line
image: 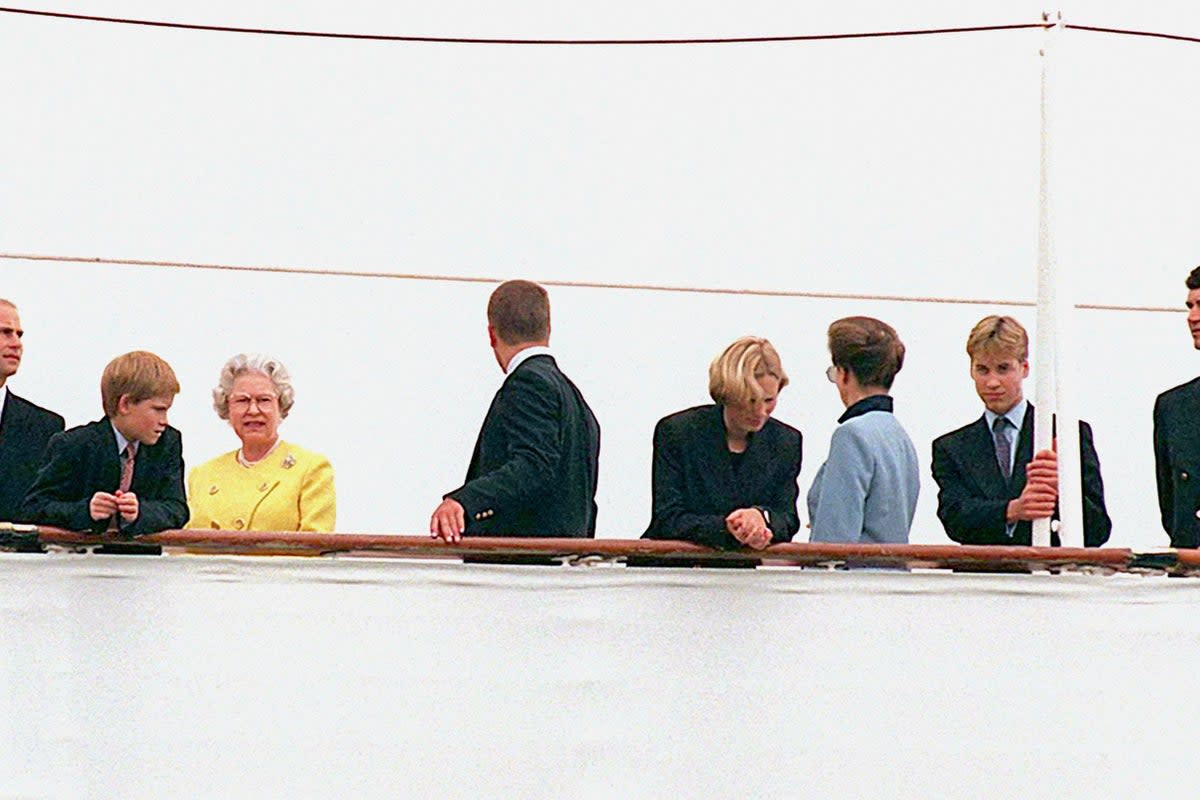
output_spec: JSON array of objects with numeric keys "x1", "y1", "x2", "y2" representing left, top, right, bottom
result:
[
  {"x1": 1065, "y1": 23, "x2": 1200, "y2": 46},
  {"x1": 0, "y1": 252, "x2": 1179, "y2": 314},
  {"x1": 8, "y1": 7, "x2": 1200, "y2": 49},
  {"x1": 0, "y1": 7, "x2": 1046, "y2": 45}
]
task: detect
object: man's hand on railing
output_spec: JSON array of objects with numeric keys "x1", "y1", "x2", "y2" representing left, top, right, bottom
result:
[{"x1": 430, "y1": 498, "x2": 466, "y2": 543}]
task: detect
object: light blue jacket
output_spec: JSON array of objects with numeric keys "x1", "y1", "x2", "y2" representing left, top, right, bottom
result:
[{"x1": 807, "y1": 396, "x2": 919, "y2": 544}]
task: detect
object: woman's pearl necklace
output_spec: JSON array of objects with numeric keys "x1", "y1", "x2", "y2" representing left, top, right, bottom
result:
[{"x1": 237, "y1": 439, "x2": 281, "y2": 468}]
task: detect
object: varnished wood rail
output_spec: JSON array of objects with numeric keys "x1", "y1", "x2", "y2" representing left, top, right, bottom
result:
[{"x1": 2, "y1": 524, "x2": 1189, "y2": 574}]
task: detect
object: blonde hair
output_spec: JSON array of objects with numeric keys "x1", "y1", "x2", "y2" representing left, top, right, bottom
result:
[
  {"x1": 212, "y1": 353, "x2": 295, "y2": 420},
  {"x1": 708, "y1": 336, "x2": 789, "y2": 407},
  {"x1": 101, "y1": 351, "x2": 180, "y2": 417},
  {"x1": 966, "y1": 315, "x2": 1028, "y2": 362}
]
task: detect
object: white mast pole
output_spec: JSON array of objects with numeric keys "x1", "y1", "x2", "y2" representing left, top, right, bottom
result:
[{"x1": 1033, "y1": 10, "x2": 1077, "y2": 547}]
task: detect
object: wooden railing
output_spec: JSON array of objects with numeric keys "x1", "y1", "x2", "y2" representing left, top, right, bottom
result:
[{"x1": 3, "y1": 523, "x2": 1196, "y2": 574}]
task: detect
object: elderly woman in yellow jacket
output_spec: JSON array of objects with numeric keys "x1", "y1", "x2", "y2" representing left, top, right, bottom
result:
[{"x1": 186, "y1": 354, "x2": 335, "y2": 532}]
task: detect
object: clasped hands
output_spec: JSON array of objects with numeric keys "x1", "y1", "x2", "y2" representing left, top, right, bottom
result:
[
  {"x1": 726, "y1": 507, "x2": 771, "y2": 550},
  {"x1": 89, "y1": 491, "x2": 139, "y2": 524},
  {"x1": 1006, "y1": 448, "x2": 1059, "y2": 522}
]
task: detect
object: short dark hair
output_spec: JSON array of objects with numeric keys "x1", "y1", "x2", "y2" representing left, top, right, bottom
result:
[
  {"x1": 487, "y1": 280, "x2": 550, "y2": 345},
  {"x1": 1187, "y1": 266, "x2": 1200, "y2": 291},
  {"x1": 828, "y1": 316, "x2": 905, "y2": 390}
]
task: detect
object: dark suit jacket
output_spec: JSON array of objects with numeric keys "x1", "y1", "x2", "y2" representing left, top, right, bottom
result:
[
  {"x1": 0, "y1": 391, "x2": 64, "y2": 522},
  {"x1": 642, "y1": 404, "x2": 802, "y2": 548},
  {"x1": 1154, "y1": 377, "x2": 1200, "y2": 548},
  {"x1": 447, "y1": 354, "x2": 600, "y2": 537},
  {"x1": 21, "y1": 418, "x2": 187, "y2": 535},
  {"x1": 931, "y1": 404, "x2": 1111, "y2": 547}
]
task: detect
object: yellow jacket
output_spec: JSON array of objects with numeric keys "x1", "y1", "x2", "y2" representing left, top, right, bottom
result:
[{"x1": 185, "y1": 440, "x2": 336, "y2": 532}]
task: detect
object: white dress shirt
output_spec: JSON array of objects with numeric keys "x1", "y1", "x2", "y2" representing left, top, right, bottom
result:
[{"x1": 505, "y1": 345, "x2": 553, "y2": 375}]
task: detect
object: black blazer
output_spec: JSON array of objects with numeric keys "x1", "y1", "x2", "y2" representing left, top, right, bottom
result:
[
  {"x1": 1154, "y1": 377, "x2": 1200, "y2": 548},
  {"x1": 447, "y1": 354, "x2": 600, "y2": 537},
  {"x1": 643, "y1": 404, "x2": 802, "y2": 548},
  {"x1": 0, "y1": 391, "x2": 64, "y2": 522},
  {"x1": 21, "y1": 418, "x2": 187, "y2": 535},
  {"x1": 931, "y1": 403, "x2": 1111, "y2": 547}
]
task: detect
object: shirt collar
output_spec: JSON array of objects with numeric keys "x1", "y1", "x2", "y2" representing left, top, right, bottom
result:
[
  {"x1": 983, "y1": 397, "x2": 1027, "y2": 433},
  {"x1": 838, "y1": 394, "x2": 893, "y2": 424},
  {"x1": 109, "y1": 421, "x2": 138, "y2": 457},
  {"x1": 505, "y1": 345, "x2": 553, "y2": 375},
  {"x1": 0, "y1": 384, "x2": 7, "y2": 416}
]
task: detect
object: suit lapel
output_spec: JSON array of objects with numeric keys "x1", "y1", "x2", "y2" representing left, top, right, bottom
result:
[
  {"x1": 1012, "y1": 404, "x2": 1034, "y2": 497},
  {"x1": 706, "y1": 407, "x2": 737, "y2": 506},
  {"x1": 95, "y1": 420, "x2": 122, "y2": 490},
  {"x1": 0, "y1": 392, "x2": 15, "y2": 451},
  {"x1": 961, "y1": 416, "x2": 1010, "y2": 499},
  {"x1": 130, "y1": 437, "x2": 151, "y2": 493},
  {"x1": 1178, "y1": 383, "x2": 1200, "y2": 460}
]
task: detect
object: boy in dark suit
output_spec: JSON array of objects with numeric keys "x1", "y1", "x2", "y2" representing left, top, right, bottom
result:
[
  {"x1": 931, "y1": 315, "x2": 1111, "y2": 547},
  {"x1": 23, "y1": 350, "x2": 187, "y2": 535},
  {"x1": 1153, "y1": 265, "x2": 1200, "y2": 547},
  {"x1": 0, "y1": 299, "x2": 65, "y2": 522}
]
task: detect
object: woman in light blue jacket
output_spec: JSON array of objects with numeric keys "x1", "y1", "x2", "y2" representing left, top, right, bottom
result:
[{"x1": 808, "y1": 316, "x2": 919, "y2": 544}]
